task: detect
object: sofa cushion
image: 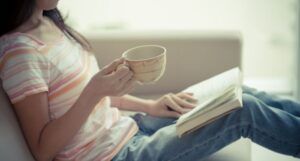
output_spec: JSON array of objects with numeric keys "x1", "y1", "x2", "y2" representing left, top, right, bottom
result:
[{"x1": 0, "y1": 81, "x2": 35, "y2": 161}]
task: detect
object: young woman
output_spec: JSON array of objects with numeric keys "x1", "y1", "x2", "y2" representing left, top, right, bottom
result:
[{"x1": 1, "y1": 0, "x2": 299, "y2": 161}]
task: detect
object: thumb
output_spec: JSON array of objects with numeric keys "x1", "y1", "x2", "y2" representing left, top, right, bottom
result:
[
  {"x1": 101, "y1": 58, "x2": 124, "y2": 75},
  {"x1": 186, "y1": 92, "x2": 194, "y2": 96}
]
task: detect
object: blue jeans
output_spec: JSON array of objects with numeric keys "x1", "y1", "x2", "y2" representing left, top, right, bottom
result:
[{"x1": 112, "y1": 86, "x2": 300, "y2": 161}]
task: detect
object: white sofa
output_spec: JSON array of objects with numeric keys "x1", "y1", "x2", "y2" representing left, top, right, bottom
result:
[{"x1": 0, "y1": 31, "x2": 251, "y2": 161}]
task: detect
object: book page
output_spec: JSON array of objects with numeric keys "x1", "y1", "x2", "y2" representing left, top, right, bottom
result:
[
  {"x1": 178, "y1": 87, "x2": 236, "y2": 124},
  {"x1": 182, "y1": 68, "x2": 240, "y2": 103},
  {"x1": 177, "y1": 98, "x2": 241, "y2": 137},
  {"x1": 178, "y1": 67, "x2": 241, "y2": 124}
]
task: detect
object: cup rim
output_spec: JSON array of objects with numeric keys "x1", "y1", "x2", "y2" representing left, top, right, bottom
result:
[{"x1": 122, "y1": 44, "x2": 166, "y2": 62}]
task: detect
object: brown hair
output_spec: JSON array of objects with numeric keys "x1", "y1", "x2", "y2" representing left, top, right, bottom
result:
[{"x1": 0, "y1": 0, "x2": 91, "y2": 50}]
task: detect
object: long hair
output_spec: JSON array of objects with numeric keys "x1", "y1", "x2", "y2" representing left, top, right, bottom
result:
[{"x1": 0, "y1": 0, "x2": 91, "y2": 50}]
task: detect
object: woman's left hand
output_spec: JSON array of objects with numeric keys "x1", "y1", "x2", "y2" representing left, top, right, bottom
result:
[{"x1": 146, "y1": 92, "x2": 198, "y2": 118}]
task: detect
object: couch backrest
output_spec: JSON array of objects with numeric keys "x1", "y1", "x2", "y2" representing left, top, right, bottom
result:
[
  {"x1": 87, "y1": 31, "x2": 242, "y2": 96},
  {"x1": 0, "y1": 80, "x2": 35, "y2": 161}
]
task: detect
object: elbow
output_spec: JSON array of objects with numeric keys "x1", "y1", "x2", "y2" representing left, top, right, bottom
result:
[
  {"x1": 33, "y1": 149, "x2": 55, "y2": 161},
  {"x1": 35, "y1": 154, "x2": 54, "y2": 161},
  {"x1": 35, "y1": 154, "x2": 52, "y2": 161}
]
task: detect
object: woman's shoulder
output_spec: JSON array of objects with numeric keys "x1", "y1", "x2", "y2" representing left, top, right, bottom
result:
[
  {"x1": 0, "y1": 32, "x2": 45, "y2": 56},
  {"x1": 0, "y1": 17, "x2": 65, "y2": 56}
]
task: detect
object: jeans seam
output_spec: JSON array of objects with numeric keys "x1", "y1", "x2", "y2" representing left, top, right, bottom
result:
[
  {"x1": 167, "y1": 123, "x2": 250, "y2": 161},
  {"x1": 252, "y1": 126, "x2": 300, "y2": 146}
]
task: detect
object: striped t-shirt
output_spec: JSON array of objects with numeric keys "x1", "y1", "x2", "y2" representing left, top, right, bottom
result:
[{"x1": 0, "y1": 20, "x2": 138, "y2": 161}]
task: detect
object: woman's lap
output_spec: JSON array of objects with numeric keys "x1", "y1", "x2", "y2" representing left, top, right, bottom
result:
[
  {"x1": 130, "y1": 113, "x2": 176, "y2": 136},
  {"x1": 112, "y1": 88, "x2": 300, "y2": 161}
]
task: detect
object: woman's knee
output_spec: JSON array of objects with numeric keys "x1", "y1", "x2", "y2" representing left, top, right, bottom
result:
[
  {"x1": 240, "y1": 94, "x2": 264, "y2": 122},
  {"x1": 243, "y1": 93, "x2": 258, "y2": 106}
]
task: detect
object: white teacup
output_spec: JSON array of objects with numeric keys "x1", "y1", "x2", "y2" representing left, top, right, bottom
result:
[{"x1": 122, "y1": 45, "x2": 167, "y2": 84}]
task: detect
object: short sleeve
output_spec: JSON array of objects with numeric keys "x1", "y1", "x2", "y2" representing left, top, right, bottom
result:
[{"x1": 0, "y1": 47, "x2": 49, "y2": 104}]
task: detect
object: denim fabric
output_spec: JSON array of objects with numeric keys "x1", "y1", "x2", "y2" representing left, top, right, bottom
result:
[{"x1": 112, "y1": 86, "x2": 300, "y2": 161}]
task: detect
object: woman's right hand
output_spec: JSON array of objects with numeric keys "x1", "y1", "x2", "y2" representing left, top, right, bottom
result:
[{"x1": 87, "y1": 58, "x2": 136, "y2": 98}]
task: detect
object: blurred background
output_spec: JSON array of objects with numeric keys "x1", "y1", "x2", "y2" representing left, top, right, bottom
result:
[
  {"x1": 59, "y1": 0, "x2": 299, "y2": 96},
  {"x1": 58, "y1": 0, "x2": 299, "y2": 161}
]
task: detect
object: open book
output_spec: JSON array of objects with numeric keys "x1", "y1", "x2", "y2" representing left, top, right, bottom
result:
[{"x1": 176, "y1": 67, "x2": 243, "y2": 137}]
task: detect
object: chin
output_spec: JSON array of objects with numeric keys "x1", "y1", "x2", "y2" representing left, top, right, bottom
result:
[{"x1": 43, "y1": 0, "x2": 59, "y2": 11}]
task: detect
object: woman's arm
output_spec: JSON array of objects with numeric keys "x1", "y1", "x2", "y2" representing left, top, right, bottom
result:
[
  {"x1": 111, "y1": 92, "x2": 198, "y2": 116},
  {"x1": 13, "y1": 58, "x2": 135, "y2": 161},
  {"x1": 14, "y1": 86, "x2": 101, "y2": 161},
  {"x1": 110, "y1": 95, "x2": 154, "y2": 113}
]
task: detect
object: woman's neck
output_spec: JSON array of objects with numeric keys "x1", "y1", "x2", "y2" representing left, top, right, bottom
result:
[{"x1": 13, "y1": 9, "x2": 44, "y2": 33}]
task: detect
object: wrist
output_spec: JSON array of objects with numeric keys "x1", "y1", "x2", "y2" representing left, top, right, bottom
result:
[
  {"x1": 143, "y1": 99, "x2": 156, "y2": 114},
  {"x1": 81, "y1": 83, "x2": 105, "y2": 109}
]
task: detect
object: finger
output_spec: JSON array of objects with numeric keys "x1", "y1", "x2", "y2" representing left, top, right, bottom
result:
[
  {"x1": 177, "y1": 92, "x2": 198, "y2": 103},
  {"x1": 186, "y1": 92, "x2": 194, "y2": 96},
  {"x1": 177, "y1": 92, "x2": 196, "y2": 99},
  {"x1": 120, "y1": 71, "x2": 134, "y2": 84},
  {"x1": 116, "y1": 70, "x2": 134, "y2": 89},
  {"x1": 167, "y1": 106, "x2": 191, "y2": 114},
  {"x1": 171, "y1": 94, "x2": 197, "y2": 109},
  {"x1": 107, "y1": 66, "x2": 130, "y2": 80},
  {"x1": 119, "y1": 78, "x2": 137, "y2": 95},
  {"x1": 101, "y1": 58, "x2": 124, "y2": 75},
  {"x1": 179, "y1": 92, "x2": 194, "y2": 96},
  {"x1": 172, "y1": 94, "x2": 197, "y2": 108},
  {"x1": 164, "y1": 95, "x2": 185, "y2": 114},
  {"x1": 116, "y1": 64, "x2": 123, "y2": 71}
]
